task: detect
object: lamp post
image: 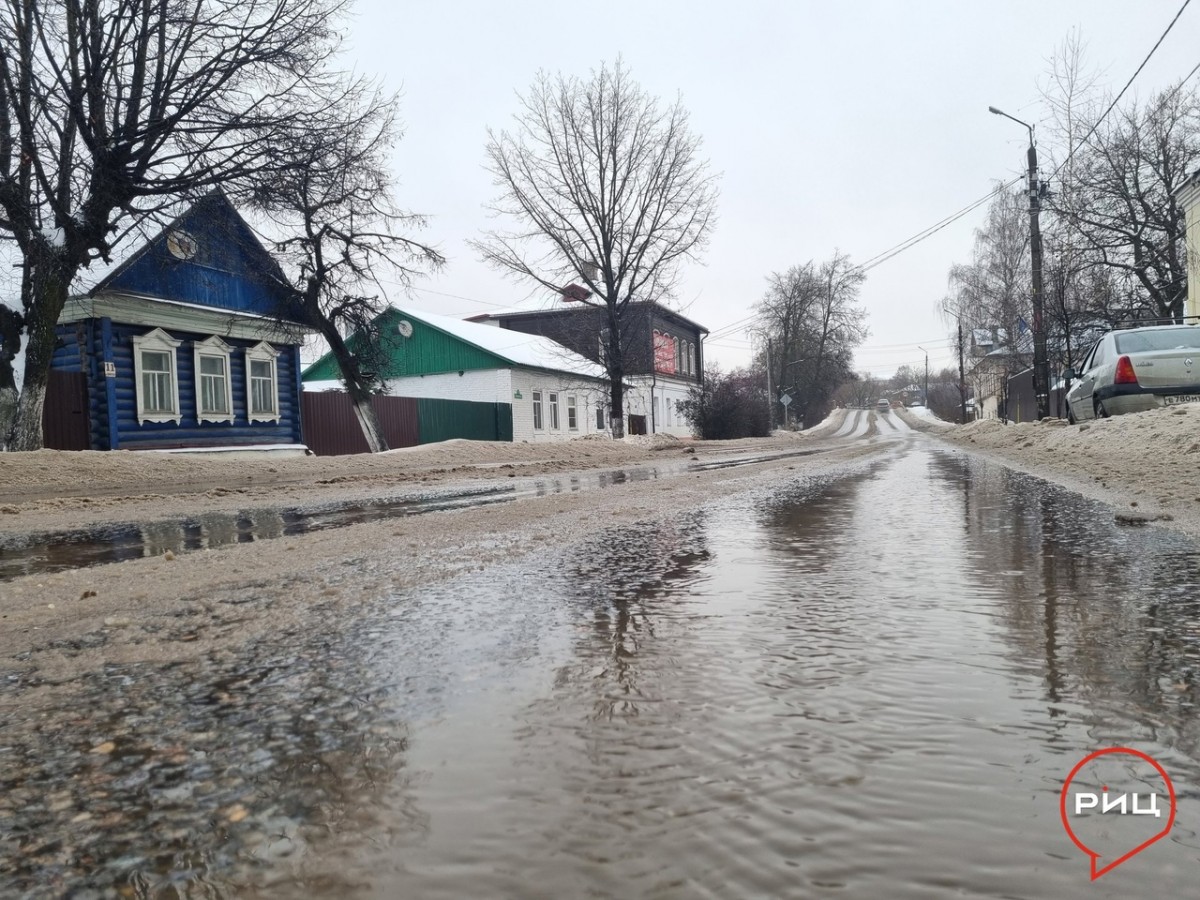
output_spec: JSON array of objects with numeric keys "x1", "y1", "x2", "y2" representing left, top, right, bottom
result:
[
  {"x1": 917, "y1": 345, "x2": 929, "y2": 406},
  {"x1": 989, "y1": 105, "x2": 1049, "y2": 420}
]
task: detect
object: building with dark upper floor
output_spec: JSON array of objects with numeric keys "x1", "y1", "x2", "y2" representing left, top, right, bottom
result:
[{"x1": 467, "y1": 298, "x2": 707, "y2": 437}]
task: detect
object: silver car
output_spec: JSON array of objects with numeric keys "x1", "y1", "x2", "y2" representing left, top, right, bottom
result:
[{"x1": 1064, "y1": 325, "x2": 1200, "y2": 423}]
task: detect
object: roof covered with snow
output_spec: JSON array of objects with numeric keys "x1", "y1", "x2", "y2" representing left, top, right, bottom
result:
[
  {"x1": 302, "y1": 304, "x2": 608, "y2": 383},
  {"x1": 405, "y1": 306, "x2": 606, "y2": 379}
]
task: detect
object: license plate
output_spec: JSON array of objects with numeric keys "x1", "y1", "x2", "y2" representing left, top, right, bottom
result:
[{"x1": 1164, "y1": 394, "x2": 1200, "y2": 405}]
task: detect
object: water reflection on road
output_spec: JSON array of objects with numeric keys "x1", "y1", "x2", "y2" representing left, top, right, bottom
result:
[{"x1": 5, "y1": 441, "x2": 1200, "y2": 898}]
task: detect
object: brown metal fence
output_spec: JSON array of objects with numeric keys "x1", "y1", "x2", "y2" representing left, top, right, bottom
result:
[
  {"x1": 43, "y1": 370, "x2": 91, "y2": 451},
  {"x1": 1005, "y1": 368, "x2": 1067, "y2": 422},
  {"x1": 301, "y1": 392, "x2": 419, "y2": 455}
]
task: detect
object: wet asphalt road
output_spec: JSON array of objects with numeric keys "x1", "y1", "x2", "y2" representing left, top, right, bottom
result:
[{"x1": 4, "y1": 430, "x2": 1200, "y2": 898}]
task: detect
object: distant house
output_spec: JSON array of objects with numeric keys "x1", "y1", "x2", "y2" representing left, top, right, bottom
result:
[
  {"x1": 302, "y1": 306, "x2": 611, "y2": 445},
  {"x1": 48, "y1": 192, "x2": 308, "y2": 454},
  {"x1": 969, "y1": 350, "x2": 1022, "y2": 421},
  {"x1": 467, "y1": 298, "x2": 707, "y2": 437}
]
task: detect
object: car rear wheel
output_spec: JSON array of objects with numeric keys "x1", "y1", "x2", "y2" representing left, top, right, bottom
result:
[
  {"x1": 1094, "y1": 397, "x2": 1110, "y2": 419},
  {"x1": 1067, "y1": 405, "x2": 1077, "y2": 425}
]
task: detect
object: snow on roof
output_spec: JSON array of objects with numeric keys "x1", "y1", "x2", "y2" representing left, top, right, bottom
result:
[
  {"x1": 401, "y1": 306, "x2": 607, "y2": 381},
  {"x1": 461, "y1": 306, "x2": 540, "y2": 322},
  {"x1": 472, "y1": 299, "x2": 710, "y2": 334}
]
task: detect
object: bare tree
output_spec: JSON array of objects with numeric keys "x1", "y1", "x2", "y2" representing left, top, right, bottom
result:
[
  {"x1": 947, "y1": 184, "x2": 1031, "y2": 345},
  {"x1": 832, "y1": 371, "x2": 882, "y2": 410},
  {"x1": 757, "y1": 251, "x2": 866, "y2": 428},
  {"x1": 1050, "y1": 88, "x2": 1198, "y2": 321},
  {"x1": 755, "y1": 263, "x2": 821, "y2": 427},
  {"x1": 246, "y1": 83, "x2": 444, "y2": 453},
  {"x1": 0, "y1": 0, "x2": 352, "y2": 450},
  {"x1": 1041, "y1": 39, "x2": 1200, "y2": 322},
  {"x1": 473, "y1": 59, "x2": 719, "y2": 438},
  {"x1": 923, "y1": 366, "x2": 965, "y2": 423}
]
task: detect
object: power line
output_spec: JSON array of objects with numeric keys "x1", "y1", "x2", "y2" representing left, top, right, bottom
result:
[
  {"x1": 706, "y1": 3, "x2": 1196, "y2": 345},
  {"x1": 851, "y1": 177, "x2": 1023, "y2": 275},
  {"x1": 1047, "y1": 0, "x2": 1193, "y2": 182}
]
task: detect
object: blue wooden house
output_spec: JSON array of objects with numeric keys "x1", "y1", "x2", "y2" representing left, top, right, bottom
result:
[{"x1": 50, "y1": 192, "x2": 309, "y2": 453}]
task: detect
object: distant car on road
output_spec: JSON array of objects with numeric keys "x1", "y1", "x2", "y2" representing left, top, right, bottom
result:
[
  {"x1": 876, "y1": 398, "x2": 891, "y2": 413},
  {"x1": 1064, "y1": 325, "x2": 1200, "y2": 423}
]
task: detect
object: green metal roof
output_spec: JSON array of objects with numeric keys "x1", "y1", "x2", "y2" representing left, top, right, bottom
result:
[
  {"x1": 302, "y1": 306, "x2": 607, "y2": 383},
  {"x1": 303, "y1": 308, "x2": 511, "y2": 381}
]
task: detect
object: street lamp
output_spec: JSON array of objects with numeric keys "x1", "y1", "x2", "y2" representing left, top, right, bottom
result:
[
  {"x1": 917, "y1": 346, "x2": 929, "y2": 405},
  {"x1": 989, "y1": 105, "x2": 1050, "y2": 420}
]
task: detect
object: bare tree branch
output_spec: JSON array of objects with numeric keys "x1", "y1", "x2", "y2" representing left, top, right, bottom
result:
[
  {"x1": 471, "y1": 58, "x2": 719, "y2": 437},
  {"x1": 0, "y1": 0, "x2": 357, "y2": 448}
]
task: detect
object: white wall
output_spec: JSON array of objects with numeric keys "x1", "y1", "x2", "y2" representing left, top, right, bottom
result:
[
  {"x1": 626, "y1": 375, "x2": 695, "y2": 437},
  {"x1": 511, "y1": 369, "x2": 609, "y2": 442},
  {"x1": 309, "y1": 368, "x2": 697, "y2": 440},
  {"x1": 382, "y1": 369, "x2": 510, "y2": 403}
]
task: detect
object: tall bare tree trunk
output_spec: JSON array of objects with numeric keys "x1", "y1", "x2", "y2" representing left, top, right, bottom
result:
[
  {"x1": 609, "y1": 374, "x2": 626, "y2": 439},
  {"x1": 311, "y1": 316, "x2": 390, "y2": 453},
  {"x1": 7, "y1": 257, "x2": 73, "y2": 451},
  {"x1": 348, "y1": 390, "x2": 388, "y2": 455}
]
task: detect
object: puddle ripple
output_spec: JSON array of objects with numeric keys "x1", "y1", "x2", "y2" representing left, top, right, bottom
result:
[{"x1": 6, "y1": 445, "x2": 1200, "y2": 897}]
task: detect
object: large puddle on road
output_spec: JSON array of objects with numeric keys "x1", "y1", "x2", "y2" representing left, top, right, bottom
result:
[
  {"x1": 6, "y1": 443, "x2": 1199, "y2": 898},
  {"x1": 0, "y1": 445, "x2": 840, "y2": 581}
]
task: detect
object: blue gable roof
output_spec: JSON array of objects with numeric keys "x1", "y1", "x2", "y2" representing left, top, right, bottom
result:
[{"x1": 94, "y1": 192, "x2": 298, "y2": 321}]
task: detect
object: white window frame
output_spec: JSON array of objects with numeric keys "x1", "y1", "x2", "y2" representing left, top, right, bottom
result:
[
  {"x1": 131, "y1": 327, "x2": 182, "y2": 425},
  {"x1": 567, "y1": 395, "x2": 578, "y2": 430},
  {"x1": 548, "y1": 392, "x2": 560, "y2": 430},
  {"x1": 245, "y1": 341, "x2": 281, "y2": 424},
  {"x1": 532, "y1": 390, "x2": 544, "y2": 430},
  {"x1": 193, "y1": 335, "x2": 235, "y2": 424}
]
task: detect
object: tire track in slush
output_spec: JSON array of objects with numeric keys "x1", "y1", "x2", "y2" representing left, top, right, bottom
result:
[{"x1": 834, "y1": 409, "x2": 867, "y2": 438}]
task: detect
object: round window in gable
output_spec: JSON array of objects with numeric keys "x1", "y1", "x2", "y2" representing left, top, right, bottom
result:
[{"x1": 166, "y1": 229, "x2": 198, "y2": 260}]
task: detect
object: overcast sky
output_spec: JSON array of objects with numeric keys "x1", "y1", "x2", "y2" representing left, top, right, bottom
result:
[{"x1": 343, "y1": 1, "x2": 1196, "y2": 379}]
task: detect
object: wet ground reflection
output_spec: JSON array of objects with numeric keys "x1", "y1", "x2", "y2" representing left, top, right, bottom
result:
[
  {"x1": 6, "y1": 442, "x2": 1200, "y2": 897},
  {"x1": 0, "y1": 445, "x2": 845, "y2": 582},
  {"x1": 366, "y1": 445, "x2": 1200, "y2": 898}
]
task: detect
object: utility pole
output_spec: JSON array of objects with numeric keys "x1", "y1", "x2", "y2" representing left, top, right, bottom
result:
[
  {"x1": 990, "y1": 105, "x2": 1050, "y2": 419},
  {"x1": 958, "y1": 319, "x2": 967, "y2": 424},
  {"x1": 765, "y1": 338, "x2": 774, "y2": 429},
  {"x1": 918, "y1": 345, "x2": 929, "y2": 405},
  {"x1": 1027, "y1": 140, "x2": 1050, "y2": 420}
]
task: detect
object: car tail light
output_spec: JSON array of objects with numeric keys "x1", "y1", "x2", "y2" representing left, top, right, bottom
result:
[{"x1": 1114, "y1": 355, "x2": 1138, "y2": 384}]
